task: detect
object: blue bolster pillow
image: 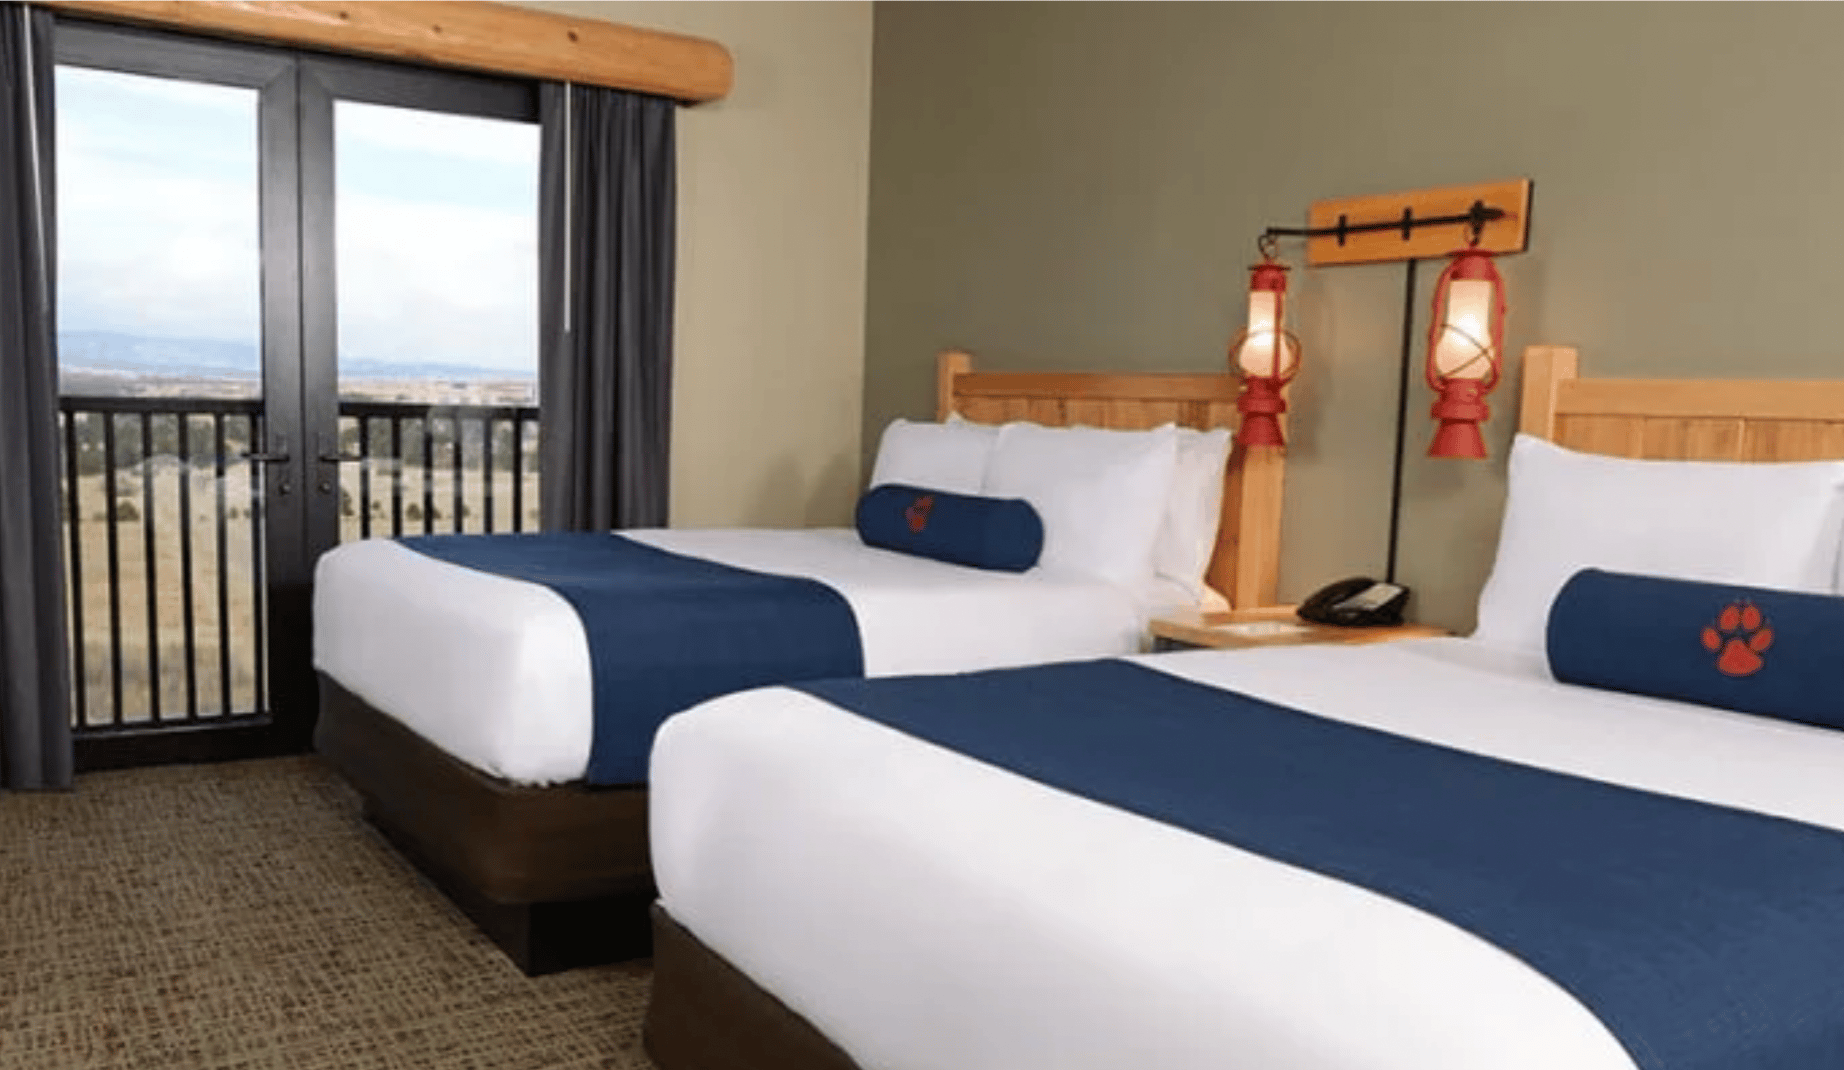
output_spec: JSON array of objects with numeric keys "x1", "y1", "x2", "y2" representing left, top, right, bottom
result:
[
  {"x1": 855, "y1": 483, "x2": 1043, "y2": 573},
  {"x1": 1547, "y1": 568, "x2": 1844, "y2": 731}
]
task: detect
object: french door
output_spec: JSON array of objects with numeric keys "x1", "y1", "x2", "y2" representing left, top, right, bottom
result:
[{"x1": 54, "y1": 22, "x2": 540, "y2": 769}]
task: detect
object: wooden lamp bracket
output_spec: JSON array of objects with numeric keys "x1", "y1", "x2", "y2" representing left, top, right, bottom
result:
[{"x1": 1283, "y1": 178, "x2": 1532, "y2": 267}]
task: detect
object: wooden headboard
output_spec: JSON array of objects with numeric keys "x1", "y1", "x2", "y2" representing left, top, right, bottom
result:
[
  {"x1": 1520, "y1": 345, "x2": 1844, "y2": 461},
  {"x1": 936, "y1": 350, "x2": 1282, "y2": 610}
]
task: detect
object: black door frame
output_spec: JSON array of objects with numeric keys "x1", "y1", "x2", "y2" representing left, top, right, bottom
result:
[
  {"x1": 55, "y1": 19, "x2": 538, "y2": 770},
  {"x1": 294, "y1": 54, "x2": 538, "y2": 559}
]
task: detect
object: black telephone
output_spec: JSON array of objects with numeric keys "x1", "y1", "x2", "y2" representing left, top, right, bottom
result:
[{"x1": 1297, "y1": 576, "x2": 1411, "y2": 628}]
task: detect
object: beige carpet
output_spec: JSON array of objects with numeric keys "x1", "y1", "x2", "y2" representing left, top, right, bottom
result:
[{"x1": 0, "y1": 757, "x2": 658, "y2": 1069}]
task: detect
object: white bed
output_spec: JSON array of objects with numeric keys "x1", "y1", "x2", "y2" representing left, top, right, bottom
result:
[
  {"x1": 313, "y1": 527, "x2": 1155, "y2": 785},
  {"x1": 650, "y1": 635, "x2": 1844, "y2": 1070},
  {"x1": 309, "y1": 352, "x2": 1287, "y2": 975},
  {"x1": 640, "y1": 347, "x2": 1844, "y2": 1066}
]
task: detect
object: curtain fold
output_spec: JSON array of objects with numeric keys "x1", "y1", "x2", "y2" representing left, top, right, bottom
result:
[
  {"x1": 0, "y1": 3, "x2": 73, "y2": 790},
  {"x1": 537, "y1": 83, "x2": 677, "y2": 532}
]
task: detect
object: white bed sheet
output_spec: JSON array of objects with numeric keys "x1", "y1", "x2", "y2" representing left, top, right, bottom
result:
[
  {"x1": 311, "y1": 528, "x2": 1150, "y2": 785},
  {"x1": 650, "y1": 638, "x2": 1844, "y2": 1070}
]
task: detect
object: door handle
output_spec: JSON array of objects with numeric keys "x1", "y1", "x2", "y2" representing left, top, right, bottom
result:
[
  {"x1": 243, "y1": 434, "x2": 291, "y2": 495},
  {"x1": 315, "y1": 433, "x2": 362, "y2": 465},
  {"x1": 242, "y1": 433, "x2": 289, "y2": 465}
]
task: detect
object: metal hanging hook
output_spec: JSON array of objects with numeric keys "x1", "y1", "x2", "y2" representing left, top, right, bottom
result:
[{"x1": 1464, "y1": 200, "x2": 1490, "y2": 247}]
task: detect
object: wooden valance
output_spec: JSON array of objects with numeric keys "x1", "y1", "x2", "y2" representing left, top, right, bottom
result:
[{"x1": 34, "y1": 0, "x2": 734, "y2": 103}]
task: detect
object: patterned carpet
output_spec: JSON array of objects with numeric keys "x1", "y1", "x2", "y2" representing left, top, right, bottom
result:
[{"x1": 0, "y1": 757, "x2": 658, "y2": 1069}]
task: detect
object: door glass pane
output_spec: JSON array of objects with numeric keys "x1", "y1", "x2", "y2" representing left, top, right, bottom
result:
[
  {"x1": 334, "y1": 101, "x2": 540, "y2": 542},
  {"x1": 55, "y1": 66, "x2": 269, "y2": 727}
]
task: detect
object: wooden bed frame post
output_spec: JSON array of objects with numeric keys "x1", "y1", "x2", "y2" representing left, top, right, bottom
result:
[
  {"x1": 936, "y1": 349, "x2": 974, "y2": 421},
  {"x1": 1518, "y1": 345, "x2": 1580, "y2": 439},
  {"x1": 1220, "y1": 446, "x2": 1282, "y2": 609}
]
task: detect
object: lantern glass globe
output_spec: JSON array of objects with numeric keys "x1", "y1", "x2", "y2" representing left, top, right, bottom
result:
[{"x1": 1432, "y1": 278, "x2": 1496, "y2": 380}]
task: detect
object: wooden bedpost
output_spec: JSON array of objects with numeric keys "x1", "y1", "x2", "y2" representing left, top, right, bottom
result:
[
  {"x1": 1216, "y1": 445, "x2": 1283, "y2": 610},
  {"x1": 937, "y1": 349, "x2": 973, "y2": 420},
  {"x1": 1519, "y1": 345, "x2": 1580, "y2": 439}
]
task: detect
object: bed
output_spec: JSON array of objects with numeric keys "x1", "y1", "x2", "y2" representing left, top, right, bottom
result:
[
  {"x1": 642, "y1": 344, "x2": 1844, "y2": 1070},
  {"x1": 310, "y1": 349, "x2": 1287, "y2": 975}
]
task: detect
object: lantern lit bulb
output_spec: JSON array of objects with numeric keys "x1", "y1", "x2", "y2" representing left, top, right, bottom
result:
[
  {"x1": 1432, "y1": 278, "x2": 1496, "y2": 381},
  {"x1": 1424, "y1": 247, "x2": 1506, "y2": 461},
  {"x1": 1236, "y1": 290, "x2": 1298, "y2": 378}
]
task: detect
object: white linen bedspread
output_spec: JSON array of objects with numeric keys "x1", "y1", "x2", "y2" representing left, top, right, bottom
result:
[
  {"x1": 650, "y1": 638, "x2": 1844, "y2": 1070},
  {"x1": 312, "y1": 528, "x2": 1147, "y2": 785}
]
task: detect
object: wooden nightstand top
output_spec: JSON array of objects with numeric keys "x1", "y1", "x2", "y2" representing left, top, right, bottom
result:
[{"x1": 1150, "y1": 605, "x2": 1449, "y2": 651}]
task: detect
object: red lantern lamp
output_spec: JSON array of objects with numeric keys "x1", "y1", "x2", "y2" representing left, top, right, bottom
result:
[
  {"x1": 1425, "y1": 246, "x2": 1506, "y2": 459},
  {"x1": 1231, "y1": 255, "x2": 1301, "y2": 449}
]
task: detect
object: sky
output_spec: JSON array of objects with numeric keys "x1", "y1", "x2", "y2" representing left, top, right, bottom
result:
[{"x1": 55, "y1": 65, "x2": 539, "y2": 377}]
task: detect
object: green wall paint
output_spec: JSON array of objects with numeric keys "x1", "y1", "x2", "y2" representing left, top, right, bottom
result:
[{"x1": 864, "y1": 1, "x2": 1844, "y2": 630}]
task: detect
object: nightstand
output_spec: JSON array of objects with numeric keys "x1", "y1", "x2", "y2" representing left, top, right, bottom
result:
[{"x1": 1150, "y1": 605, "x2": 1449, "y2": 652}]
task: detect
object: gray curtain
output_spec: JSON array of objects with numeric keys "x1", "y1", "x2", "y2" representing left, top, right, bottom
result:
[
  {"x1": 0, "y1": 4, "x2": 72, "y2": 791},
  {"x1": 537, "y1": 84, "x2": 677, "y2": 531}
]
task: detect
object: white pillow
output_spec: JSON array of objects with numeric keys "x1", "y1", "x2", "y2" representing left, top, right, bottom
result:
[
  {"x1": 868, "y1": 418, "x2": 999, "y2": 495},
  {"x1": 983, "y1": 422, "x2": 1180, "y2": 588},
  {"x1": 1153, "y1": 427, "x2": 1232, "y2": 603},
  {"x1": 1471, "y1": 433, "x2": 1844, "y2": 654}
]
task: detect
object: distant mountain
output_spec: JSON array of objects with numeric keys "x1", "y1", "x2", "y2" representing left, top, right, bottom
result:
[
  {"x1": 57, "y1": 330, "x2": 532, "y2": 382},
  {"x1": 60, "y1": 330, "x2": 258, "y2": 378},
  {"x1": 342, "y1": 357, "x2": 533, "y2": 381}
]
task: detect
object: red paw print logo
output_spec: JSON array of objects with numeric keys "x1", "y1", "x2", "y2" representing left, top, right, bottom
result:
[
  {"x1": 905, "y1": 494, "x2": 935, "y2": 533},
  {"x1": 1701, "y1": 602, "x2": 1773, "y2": 677}
]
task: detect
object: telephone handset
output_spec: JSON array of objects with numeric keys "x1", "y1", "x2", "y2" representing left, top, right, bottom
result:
[{"x1": 1297, "y1": 576, "x2": 1411, "y2": 628}]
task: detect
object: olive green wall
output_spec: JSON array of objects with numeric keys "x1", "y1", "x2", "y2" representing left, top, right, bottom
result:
[
  {"x1": 864, "y1": 1, "x2": 1844, "y2": 630},
  {"x1": 517, "y1": 1, "x2": 873, "y2": 528}
]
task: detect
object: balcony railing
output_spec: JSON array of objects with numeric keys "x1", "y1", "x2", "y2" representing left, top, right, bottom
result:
[
  {"x1": 59, "y1": 396, "x2": 539, "y2": 733},
  {"x1": 337, "y1": 401, "x2": 541, "y2": 541}
]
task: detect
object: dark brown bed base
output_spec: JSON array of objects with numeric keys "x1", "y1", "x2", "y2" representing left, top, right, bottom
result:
[
  {"x1": 646, "y1": 905, "x2": 864, "y2": 1070},
  {"x1": 314, "y1": 675, "x2": 656, "y2": 975}
]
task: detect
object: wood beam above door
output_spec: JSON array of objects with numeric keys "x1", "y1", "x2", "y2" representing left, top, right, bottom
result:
[{"x1": 34, "y1": 0, "x2": 734, "y2": 103}]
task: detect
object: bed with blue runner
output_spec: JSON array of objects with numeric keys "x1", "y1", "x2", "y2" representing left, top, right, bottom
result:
[
  {"x1": 401, "y1": 532, "x2": 863, "y2": 785},
  {"x1": 797, "y1": 659, "x2": 1844, "y2": 1070}
]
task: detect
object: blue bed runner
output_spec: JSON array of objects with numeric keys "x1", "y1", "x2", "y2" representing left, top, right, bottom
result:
[
  {"x1": 401, "y1": 532, "x2": 862, "y2": 785},
  {"x1": 797, "y1": 660, "x2": 1844, "y2": 1070}
]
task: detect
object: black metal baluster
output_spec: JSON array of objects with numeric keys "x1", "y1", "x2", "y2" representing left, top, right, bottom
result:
[
  {"x1": 511, "y1": 414, "x2": 525, "y2": 533},
  {"x1": 214, "y1": 414, "x2": 231, "y2": 717},
  {"x1": 358, "y1": 415, "x2": 372, "y2": 540},
  {"x1": 421, "y1": 414, "x2": 434, "y2": 535},
  {"x1": 390, "y1": 416, "x2": 403, "y2": 537},
  {"x1": 103, "y1": 414, "x2": 123, "y2": 726},
  {"x1": 451, "y1": 416, "x2": 464, "y2": 533},
  {"x1": 527, "y1": 412, "x2": 539, "y2": 530},
  {"x1": 63, "y1": 409, "x2": 88, "y2": 729},
  {"x1": 178, "y1": 415, "x2": 198, "y2": 720},
  {"x1": 140, "y1": 412, "x2": 161, "y2": 724},
  {"x1": 248, "y1": 415, "x2": 267, "y2": 715},
  {"x1": 482, "y1": 416, "x2": 495, "y2": 534}
]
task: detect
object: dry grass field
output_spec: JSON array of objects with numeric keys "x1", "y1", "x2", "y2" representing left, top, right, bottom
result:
[
  {"x1": 64, "y1": 463, "x2": 264, "y2": 727},
  {"x1": 59, "y1": 378, "x2": 540, "y2": 730},
  {"x1": 62, "y1": 449, "x2": 539, "y2": 729}
]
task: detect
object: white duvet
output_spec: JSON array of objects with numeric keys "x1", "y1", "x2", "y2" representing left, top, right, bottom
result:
[
  {"x1": 312, "y1": 528, "x2": 1152, "y2": 784},
  {"x1": 650, "y1": 638, "x2": 1844, "y2": 1070}
]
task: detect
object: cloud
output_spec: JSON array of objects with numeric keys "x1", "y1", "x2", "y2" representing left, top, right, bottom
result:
[
  {"x1": 55, "y1": 66, "x2": 539, "y2": 374},
  {"x1": 337, "y1": 191, "x2": 537, "y2": 371},
  {"x1": 338, "y1": 99, "x2": 537, "y2": 169},
  {"x1": 58, "y1": 145, "x2": 263, "y2": 342}
]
